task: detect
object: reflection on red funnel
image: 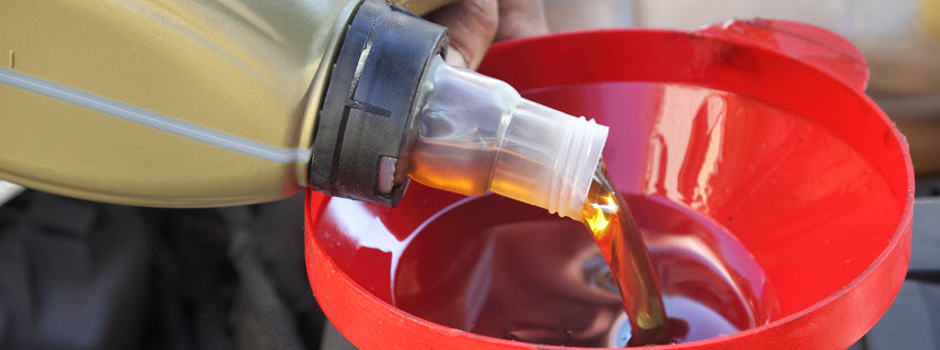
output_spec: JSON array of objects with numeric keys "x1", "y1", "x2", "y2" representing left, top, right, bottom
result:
[{"x1": 305, "y1": 23, "x2": 913, "y2": 350}]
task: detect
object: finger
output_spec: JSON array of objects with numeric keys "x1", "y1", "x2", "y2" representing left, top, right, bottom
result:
[
  {"x1": 495, "y1": 0, "x2": 549, "y2": 41},
  {"x1": 423, "y1": 0, "x2": 499, "y2": 69}
]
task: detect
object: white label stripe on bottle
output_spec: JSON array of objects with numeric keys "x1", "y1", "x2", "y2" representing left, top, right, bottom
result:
[{"x1": 0, "y1": 67, "x2": 312, "y2": 164}]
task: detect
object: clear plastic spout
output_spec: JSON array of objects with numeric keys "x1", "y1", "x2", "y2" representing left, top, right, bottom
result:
[{"x1": 406, "y1": 56, "x2": 608, "y2": 220}]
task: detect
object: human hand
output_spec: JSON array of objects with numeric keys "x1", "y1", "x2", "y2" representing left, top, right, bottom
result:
[{"x1": 424, "y1": 0, "x2": 549, "y2": 69}]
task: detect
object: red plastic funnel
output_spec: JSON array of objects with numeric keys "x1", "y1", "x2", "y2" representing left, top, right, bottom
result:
[{"x1": 305, "y1": 20, "x2": 914, "y2": 350}]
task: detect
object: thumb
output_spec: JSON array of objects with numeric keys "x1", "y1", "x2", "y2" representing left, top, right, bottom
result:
[{"x1": 423, "y1": 0, "x2": 499, "y2": 69}]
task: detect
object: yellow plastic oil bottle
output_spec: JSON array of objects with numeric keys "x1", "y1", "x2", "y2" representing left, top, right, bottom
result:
[{"x1": 0, "y1": 0, "x2": 608, "y2": 220}]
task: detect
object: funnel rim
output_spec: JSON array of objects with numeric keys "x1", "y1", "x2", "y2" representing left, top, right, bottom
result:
[{"x1": 305, "y1": 26, "x2": 915, "y2": 350}]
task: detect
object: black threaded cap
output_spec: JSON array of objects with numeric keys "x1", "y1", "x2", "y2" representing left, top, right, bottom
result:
[{"x1": 309, "y1": 0, "x2": 448, "y2": 206}]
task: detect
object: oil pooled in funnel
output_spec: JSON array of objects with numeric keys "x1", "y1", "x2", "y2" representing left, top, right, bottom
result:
[{"x1": 393, "y1": 181, "x2": 778, "y2": 347}]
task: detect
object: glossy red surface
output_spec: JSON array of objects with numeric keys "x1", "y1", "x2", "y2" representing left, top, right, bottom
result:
[
  {"x1": 696, "y1": 20, "x2": 869, "y2": 92},
  {"x1": 305, "y1": 21, "x2": 913, "y2": 350},
  {"x1": 390, "y1": 191, "x2": 778, "y2": 347}
]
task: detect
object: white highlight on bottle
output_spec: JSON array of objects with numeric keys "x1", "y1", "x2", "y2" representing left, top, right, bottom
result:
[
  {"x1": 0, "y1": 181, "x2": 24, "y2": 206},
  {"x1": 0, "y1": 67, "x2": 311, "y2": 164}
]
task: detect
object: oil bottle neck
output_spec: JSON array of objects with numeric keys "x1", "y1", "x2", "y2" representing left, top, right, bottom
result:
[{"x1": 407, "y1": 57, "x2": 609, "y2": 219}]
